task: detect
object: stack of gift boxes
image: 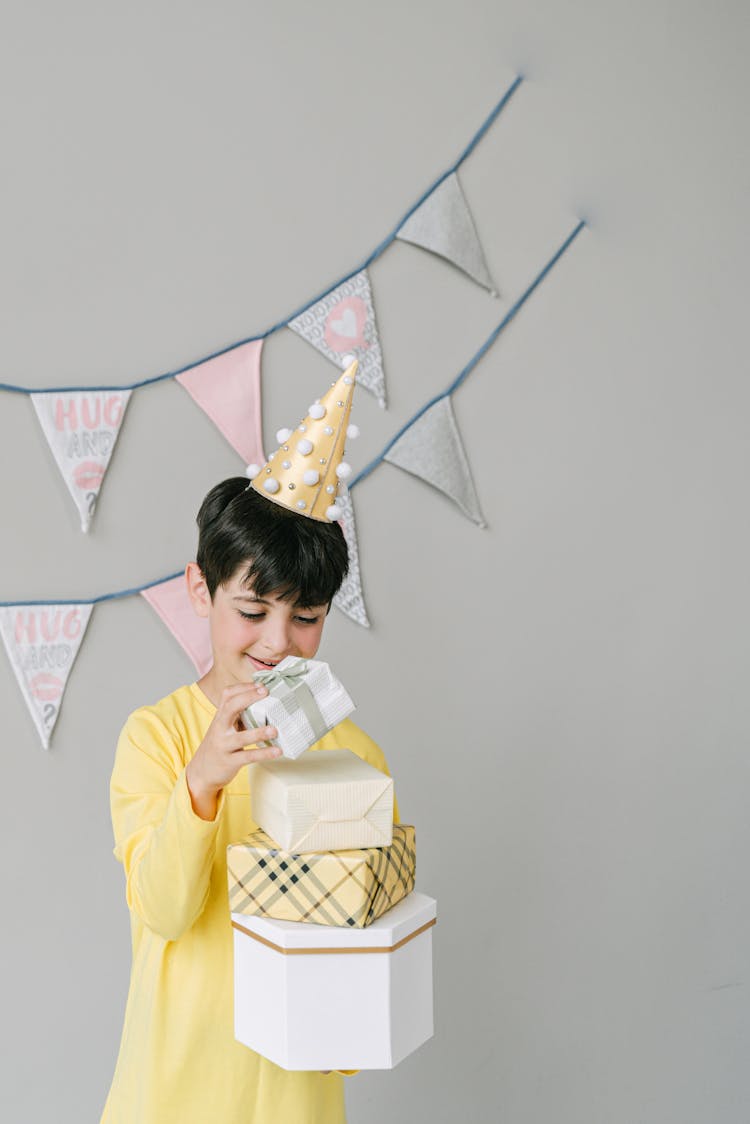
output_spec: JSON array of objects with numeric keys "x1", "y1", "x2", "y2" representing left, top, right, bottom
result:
[{"x1": 226, "y1": 656, "x2": 437, "y2": 1072}]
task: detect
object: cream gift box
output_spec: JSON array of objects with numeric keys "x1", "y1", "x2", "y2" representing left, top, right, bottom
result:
[
  {"x1": 241, "y1": 656, "x2": 355, "y2": 760},
  {"x1": 231, "y1": 891, "x2": 436, "y2": 1070},
  {"x1": 250, "y1": 748, "x2": 394, "y2": 852},
  {"x1": 227, "y1": 825, "x2": 416, "y2": 928}
]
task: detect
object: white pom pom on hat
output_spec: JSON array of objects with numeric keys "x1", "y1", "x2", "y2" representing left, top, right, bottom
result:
[
  {"x1": 276, "y1": 427, "x2": 293, "y2": 444},
  {"x1": 245, "y1": 463, "x2": 262, "y2": 478}
]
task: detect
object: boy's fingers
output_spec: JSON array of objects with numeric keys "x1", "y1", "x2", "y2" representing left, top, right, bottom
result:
[
  {"x1": 237, "y1": 745, "x2": 284, "y2": 766},
  {"x1": 230, "y1": 727, "x2": 278, "y2": 751},
  {"x1": 219, "y1": 682, "x2": 271, "y2": 722}
]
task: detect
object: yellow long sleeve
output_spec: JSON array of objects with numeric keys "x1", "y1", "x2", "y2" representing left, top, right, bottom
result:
[{"x1": 101, "y1": 682, "x2": 394, "y2": 1124}]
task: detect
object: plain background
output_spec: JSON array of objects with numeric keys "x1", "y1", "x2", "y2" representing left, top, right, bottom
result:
[{"x1": 1, "y1": 1, "x2": 749, "y2": 1121}]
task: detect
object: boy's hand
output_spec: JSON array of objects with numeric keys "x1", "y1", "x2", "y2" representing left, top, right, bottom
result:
[{"x1": 186, "y1": 682, "x2": 280, "y2": 820}]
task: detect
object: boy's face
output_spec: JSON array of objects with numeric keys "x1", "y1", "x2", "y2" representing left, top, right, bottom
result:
[{"x1": 189, "y1": 563, "x2": 328, "y2": 689}]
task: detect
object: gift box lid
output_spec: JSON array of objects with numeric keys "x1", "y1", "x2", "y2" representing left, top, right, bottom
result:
[{"x1": 231, "y1": 891, "x2": 436, "y2": 952}]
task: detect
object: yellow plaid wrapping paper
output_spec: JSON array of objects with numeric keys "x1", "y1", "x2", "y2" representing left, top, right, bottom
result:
[{"x1": 227, "y1": 825, "x2": 416, "y2": 928}]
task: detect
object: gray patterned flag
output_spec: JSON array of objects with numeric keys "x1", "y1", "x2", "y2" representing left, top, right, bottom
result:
[
  {"x1": 287, "y1": 270, "x2": 386, "y2": 407},
  {"x1": 384, "y1": 396, "x2": 485, "y2": 526},
  {"x1": 333, "y1": 490, "x2": 370, "y2": 628},
  {"x1": 396, "y1": 172, "x2": 496, "y2": 293}
]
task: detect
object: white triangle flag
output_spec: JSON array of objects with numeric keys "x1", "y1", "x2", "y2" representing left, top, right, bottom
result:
[
  {"x1": 333, "y1": 491, "x2": 370, "y2": 628},
  {"x1": 0, "y1": 603, "x2": 93, "y2": 748},
  {"x1": 384, "y1": 396, "x2": 486, "y2": 526},
  {"x1": 31, "y1": 390, "x2": 132, "y2": 532},
  {"x1": 287, "y1": 270, "x2": 387, "y2": 407},
  {"x1": 396, "y1": 172, "x2": 496, "y2": 293}
]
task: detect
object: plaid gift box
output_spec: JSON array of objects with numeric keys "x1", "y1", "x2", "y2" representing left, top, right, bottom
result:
[
  {"x1": 227, "y1": 825, "x2": 416, "y2": 928},
  {"x1": 242, "y1": 656, "x2": 355, "y2": 760}
]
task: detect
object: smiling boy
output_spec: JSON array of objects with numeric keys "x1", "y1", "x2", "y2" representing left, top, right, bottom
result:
[{"x1": 101, "y1": 370, "x2": 394, "y2": 1124}]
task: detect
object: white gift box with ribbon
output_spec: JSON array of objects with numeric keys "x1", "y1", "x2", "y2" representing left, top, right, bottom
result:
[
  {"x1": 250, "y1": 748, "x2": 394, "y2": 852},
  {"x1": 242, "y1": 656, "x2": 355, "y2": 760},
  {"x1": 232, "y1": 891, "x2": 436, "y2": 1070}
]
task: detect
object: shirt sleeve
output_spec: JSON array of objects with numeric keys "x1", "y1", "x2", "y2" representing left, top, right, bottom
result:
[{"x1": 110, "y1": 707, "x2": 226, "y2": 942}]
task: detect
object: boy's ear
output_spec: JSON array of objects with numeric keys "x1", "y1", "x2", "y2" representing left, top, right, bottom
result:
[{"x1": 185, "y1": 562, "x2": 211, "y2": 619}]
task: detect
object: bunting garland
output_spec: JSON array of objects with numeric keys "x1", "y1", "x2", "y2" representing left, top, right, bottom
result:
[
  {"x1": 0, "y1": 75, "x2": 523, "y2": 535},
  {"x1": 0, "y1": 70, "x2": 590, "y2": 747},
  {"x1": 0, "y1": 220, "x2": 586, "y2": 747}
]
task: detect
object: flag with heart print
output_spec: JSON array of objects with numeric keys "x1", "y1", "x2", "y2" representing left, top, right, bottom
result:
[
  {"x1": 31, "y1": 390, "x2": 132, "y2": 532},
  {"x1": 0, "y1": 603, "x2": 93, "y2": 748},
  {"x1": 287, "y1": 270, "x2": 387, "y2": 407},
  {"x1": 396, "y1": 171, "x2": 497, "y2": 294}
]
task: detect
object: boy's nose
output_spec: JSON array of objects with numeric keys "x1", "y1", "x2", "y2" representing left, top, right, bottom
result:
[{"x1": 259, "y1": 619, "x2": 291, "y2": 659}]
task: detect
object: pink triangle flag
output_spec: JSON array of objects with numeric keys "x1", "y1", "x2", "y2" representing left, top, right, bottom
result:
[
  {"x1": 141, "y1": 575, "x2": 213, "y2": 676},
  {"x1": 0, "y1": 603, "x2": 93, "y2": 748},
  {"x1": 176, "y1": 340, "x2": 265, "y2": 465}
]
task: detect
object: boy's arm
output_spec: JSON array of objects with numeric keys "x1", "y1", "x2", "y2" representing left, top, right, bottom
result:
[{"x1": 110, "y1": 710, "x2": 226, "y2": 942}]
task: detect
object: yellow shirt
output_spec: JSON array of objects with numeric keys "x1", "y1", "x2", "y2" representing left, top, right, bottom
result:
[{"x1": 101, "y1": 682, "x2": 395, "y2": 1124}]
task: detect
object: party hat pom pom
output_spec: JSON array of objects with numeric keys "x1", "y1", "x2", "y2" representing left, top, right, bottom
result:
[
  {"x1": 263, "y1": 478, "x2": 280, "y2": 494},
  {"x1": 326, "y1": 504, "x2": 343, "y2": 521},
  {"x1": 245, "y1": 463, "x2": 262, "y2": 478},
  {"x1": 297, "y1": 438, "x2": 313, "y2": 455},
  {"x1": 308, "y1": 403, "x2": 326, "y2": 419},
  {"x1": 346, "y1": 424, "x2": 360, "y2": 440},
  {"x1": 276, "y1": 427, "x2": 293, "y2": 444},
  {"x1": 336, "y1": 462, "x2": 352, "y2": 480},
  {"x1": 302, "y1": 469, "x2": 320, "y2": 486}
]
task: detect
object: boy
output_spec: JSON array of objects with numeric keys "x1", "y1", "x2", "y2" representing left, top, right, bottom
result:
[{"x1": 101, "y1": 367, "x2": 394, "y2": 1123}]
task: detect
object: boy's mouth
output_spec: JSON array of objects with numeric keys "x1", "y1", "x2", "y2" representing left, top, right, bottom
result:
[{"x1": 246, "y1": 654, "x2": 283, "y2": 671}]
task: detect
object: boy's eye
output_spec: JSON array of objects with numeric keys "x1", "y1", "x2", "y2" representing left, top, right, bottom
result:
[
  {"x1": 238, "y1": 610, "x2": 265, "y2": 621},
  {"x1": 294, "y1": 615, "x2": 320, "y2": 625}
]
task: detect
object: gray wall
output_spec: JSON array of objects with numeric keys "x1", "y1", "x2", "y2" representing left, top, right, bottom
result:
[{"x1": 1, "y1": 1, "x2": 749, "y2": 1121}]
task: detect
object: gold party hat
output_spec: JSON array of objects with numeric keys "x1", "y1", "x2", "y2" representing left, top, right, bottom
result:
[{"x1": 246, "y1": 358, "x2": 359, "y2": 522}]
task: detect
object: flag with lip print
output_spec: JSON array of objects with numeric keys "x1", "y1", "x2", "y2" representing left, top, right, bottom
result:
[
  {"x1": 0, "y1": 603, "x2": 93, "y2": 749},
  {"x1": 287, "y1": 270, "x2": 387, "y2": 407},
  {"x1": 31, "y1": 390, "x2": 132, "y2": 532}
]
